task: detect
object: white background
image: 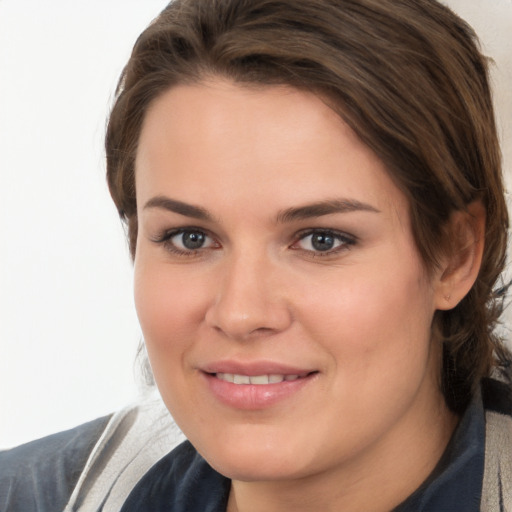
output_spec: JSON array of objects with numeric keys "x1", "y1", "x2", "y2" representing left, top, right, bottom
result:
[{"x1": 0, "y1": 0, "x2": 511, "y2": 449}]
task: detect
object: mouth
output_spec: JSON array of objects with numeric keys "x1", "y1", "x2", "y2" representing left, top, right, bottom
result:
[
  {"x1": 201, "y1": 367, "x2": 318, "y2": 409},
  {"x1": 213, "y1": 372, "x2": 312, "y2": 385}
]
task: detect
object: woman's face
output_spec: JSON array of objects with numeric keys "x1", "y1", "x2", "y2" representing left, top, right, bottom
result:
[{"x1": 134, "y1": 80, "x2": 449, "y2": 483}]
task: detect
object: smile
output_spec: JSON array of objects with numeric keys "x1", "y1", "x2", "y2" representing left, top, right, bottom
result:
[
  {"x1": 215, "y1": 373, "x2": 301, "y2": 384},
  {"x1": 202, "y1": 369, "x2": 317, "y2": 410}
]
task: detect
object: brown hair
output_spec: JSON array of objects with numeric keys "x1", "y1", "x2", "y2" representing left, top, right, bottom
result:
[{"x1": 106, "y1": 0, "x2": 510, "y2": 412}]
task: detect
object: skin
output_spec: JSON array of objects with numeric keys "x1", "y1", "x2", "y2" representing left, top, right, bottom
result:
[{"x1": 134, "y1": 79, "x2": 462, "y2": 512}]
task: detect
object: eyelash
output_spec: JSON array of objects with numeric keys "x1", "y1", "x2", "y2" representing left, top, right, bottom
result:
[
  {"x1": 151, "y1": 227, "x2": 219, "y2": 257},
  {"x1": 291, "y1": 229, "x2": 356, "y2": 257},
  {"x1": 151, "y1": 227, "x2": 356, "y2": 257}
]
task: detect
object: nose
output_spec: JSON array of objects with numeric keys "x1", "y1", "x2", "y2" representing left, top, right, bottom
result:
[{"x1": 204, "y1": 250, "x2": 293, "y2": 340}]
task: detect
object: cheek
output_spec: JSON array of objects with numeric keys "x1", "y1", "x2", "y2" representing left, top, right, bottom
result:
[
  {"x1": 303, "y1": 268, "x2": 437, "y2": 439},
  {"x1": 301, "y1": 256, "x2": 435, "y2": 374},
  {"x1": 133, "y1": 260, "x2": 211, "y2": 417},
  {"x1": 133, "y1": 259, "x2": 206, "y2": 359}
]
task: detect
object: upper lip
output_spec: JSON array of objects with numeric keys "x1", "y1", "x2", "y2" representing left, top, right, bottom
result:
[{"x1": 200, "y1": 360, "x2": 316, "y2": 377}]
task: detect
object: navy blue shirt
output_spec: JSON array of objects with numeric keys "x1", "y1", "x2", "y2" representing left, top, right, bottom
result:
[{"x1": 0, "y1": 416, "x2": 111, "y2": 512}]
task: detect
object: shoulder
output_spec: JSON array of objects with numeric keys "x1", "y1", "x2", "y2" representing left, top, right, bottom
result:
[
  {"x1": 119, "y1": 440, "x2": 231, "y2": 512},
  {"x1": 482, "y1": 377, "x2": 512, "y2": 416},
  {"x1": 0, "y1": 415, "x2": 111, "y2": 512},
  {"x1": 481, "y1": 377, "x2": 512, "y2": 512},
  {"x1": 63, "y1": 395, "x2": 186, "y2": 511}
]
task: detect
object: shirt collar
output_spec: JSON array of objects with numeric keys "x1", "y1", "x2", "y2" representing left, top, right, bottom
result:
[{"x1": 394, "y1": 388, "x2": 485, "y2": 511}]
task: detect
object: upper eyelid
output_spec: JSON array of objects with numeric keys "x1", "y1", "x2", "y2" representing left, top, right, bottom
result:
[
  {"x1": 294, "y1": 228, "x2": 357, "y2": 241},
  {"x1": 151, "y1": 226, "x2": 213, "y2": 242}
]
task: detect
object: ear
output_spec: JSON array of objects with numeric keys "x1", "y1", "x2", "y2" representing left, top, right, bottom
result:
[{"x1": 435, "y1": 201, "x2": 485, "y2": 311}]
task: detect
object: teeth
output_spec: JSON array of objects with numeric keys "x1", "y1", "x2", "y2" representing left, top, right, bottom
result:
[
  {"x1": 249, "y1": 375, "x2": 270, "y2": 385},
  {"x1": 216, "y1": 373, "x2": 301, "y2": 385},
  {"x1": 233, "y1": 374, "x2": 251, "y2": 384},
  {"x1": 218, "y1": 373, "x2": 234, "y2": 383}
]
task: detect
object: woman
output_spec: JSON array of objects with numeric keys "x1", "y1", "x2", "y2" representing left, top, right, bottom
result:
[{"x1": 1, "y1": 0, "x2": 511, "y2": 510}]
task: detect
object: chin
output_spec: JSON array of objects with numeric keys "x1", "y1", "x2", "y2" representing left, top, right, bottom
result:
[
  {"x1": 194, "y1": 428, "x2": 313, "y2": 482},
  {"x1": 208, "y1": 452, "x2": 308, "y2": 483}
]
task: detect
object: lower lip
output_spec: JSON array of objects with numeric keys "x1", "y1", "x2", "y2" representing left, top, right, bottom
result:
[{"x1": 202, "y1": 372, "x2": 316, "y2": 410}]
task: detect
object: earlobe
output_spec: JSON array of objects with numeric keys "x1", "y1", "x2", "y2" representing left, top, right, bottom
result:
[{"x1": 435, "y1": 201, "x2": 485, "y2": 311}]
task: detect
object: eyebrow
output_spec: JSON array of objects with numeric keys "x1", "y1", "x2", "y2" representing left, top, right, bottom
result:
[
  {"x1": 143, "y1": 195, "x2": 379, "y2": 223},
  {"x1": 143, "y1": 196, "x2": 212, "y2": 220},
  {"x1": 276, "y1": 198, "x2": 380, "y2": 223}
]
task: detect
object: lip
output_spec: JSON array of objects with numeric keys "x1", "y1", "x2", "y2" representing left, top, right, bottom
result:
[
  {"x1": 199, "y1": 360, "x2": 318, "y2": 410},
  {"x1": 201, "y1": 360, "x2": 314, "y2": 376}
]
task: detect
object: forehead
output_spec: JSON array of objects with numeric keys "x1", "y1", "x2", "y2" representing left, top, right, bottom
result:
[{"x1": 135, "y1": 79, "x2": 409, "y2": 222}]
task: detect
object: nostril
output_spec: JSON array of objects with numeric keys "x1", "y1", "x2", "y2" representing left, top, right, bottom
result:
[{"x1": 249, "y1": 326, "x2": 276, "y2": 335}]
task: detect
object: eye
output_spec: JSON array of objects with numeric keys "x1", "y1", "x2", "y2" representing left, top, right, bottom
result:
[
  {"x1": 292, "y1": 229, "x2": 355, "y2": 254},
  {"x1": 153, "y1": 228, "x2": 219, "y2": 255},
  {"x1": 171, "y1": 230, "x2": 211, "y2": 250}
]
